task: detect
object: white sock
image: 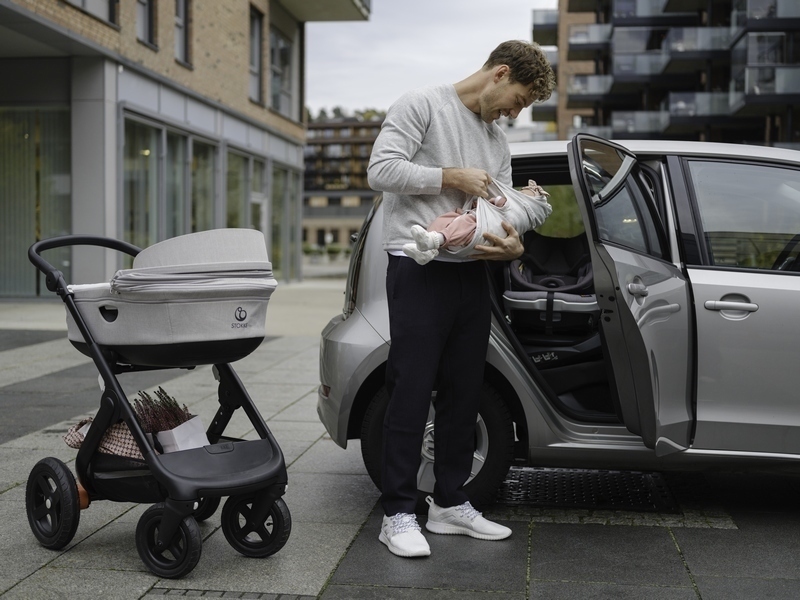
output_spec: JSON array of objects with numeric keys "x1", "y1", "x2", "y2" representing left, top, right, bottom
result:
[
  {"x1": 403, "y1": 243, "x2": 438, "y2": 265},
  {"x1": 411, "y1": 225, "x2": 442, "y2": 251}
]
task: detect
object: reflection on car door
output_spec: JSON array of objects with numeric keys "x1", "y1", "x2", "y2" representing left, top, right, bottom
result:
[{"x1": 567, "y1": 134, "x2": 694, "y2": 457}]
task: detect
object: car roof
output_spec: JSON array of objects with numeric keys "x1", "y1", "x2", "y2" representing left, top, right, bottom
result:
[{"x1": 510, "y1": 138, "x2": 800, "y2": 164}]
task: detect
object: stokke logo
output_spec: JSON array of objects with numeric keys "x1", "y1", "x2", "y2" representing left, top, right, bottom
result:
[{"x1": 232, "y1": 307, "x2": 250, "y2": 328}]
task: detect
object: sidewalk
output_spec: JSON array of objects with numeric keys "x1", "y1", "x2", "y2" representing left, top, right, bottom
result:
[{"x1": 3, "y1": 277, "x2": 800, "y2": 599}]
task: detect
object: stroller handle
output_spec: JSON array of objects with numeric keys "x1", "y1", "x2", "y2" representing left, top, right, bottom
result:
[{"x1": 29, "y1": 235, "x2": 142, "y2": 295}]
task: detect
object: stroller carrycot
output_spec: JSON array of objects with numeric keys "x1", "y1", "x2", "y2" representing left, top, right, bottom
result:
[{"x1": 66, "y1": 229, "x2": 277, "y2": 367}]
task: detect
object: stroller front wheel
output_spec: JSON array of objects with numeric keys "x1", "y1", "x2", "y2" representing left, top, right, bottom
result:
[
  {"x1": 26, "y1": 457, "x2": 81, "y2": 550},
  {"x1": 193, "y1": 496, "x2": 221, "y2": 522},
  {"x1": 221, "y1": 494, "x2": 291, "y2": 558},
  {"x1": 135, "y1": 503, "x2": 201, "y2": 578}
]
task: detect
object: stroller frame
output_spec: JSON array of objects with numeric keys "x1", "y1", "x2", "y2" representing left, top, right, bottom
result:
[{"x1": 25, "y1": 235, "x2": 290, "y2": 579}]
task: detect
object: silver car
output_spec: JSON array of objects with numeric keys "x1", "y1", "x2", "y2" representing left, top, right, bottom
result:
[{"x1": 317, "y1": 134, "x2": 800, "y2": 506}]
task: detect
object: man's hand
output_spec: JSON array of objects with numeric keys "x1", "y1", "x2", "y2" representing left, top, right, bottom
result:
[
  {"x1": 474, "y1": 221, "x2": 524, "y2": 261},
  {"x1": 442, "y1": 167, "x2": 491, "y2": 198}
]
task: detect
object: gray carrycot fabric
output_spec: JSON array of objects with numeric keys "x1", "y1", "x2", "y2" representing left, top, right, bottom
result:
[{"x1": 67, "y1": 229, "x2": 277, "y2": 366}]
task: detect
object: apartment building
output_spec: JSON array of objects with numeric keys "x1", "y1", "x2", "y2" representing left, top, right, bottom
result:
[
  {"x1": 0, "y1": 0, "x2": 370, "y2": 297},
  {"x1": 302, "y1": 116, "x2": 382, "y2": 252},
  {"x1": 556, "y1": 0, "x2": 800, "y2": 144}
]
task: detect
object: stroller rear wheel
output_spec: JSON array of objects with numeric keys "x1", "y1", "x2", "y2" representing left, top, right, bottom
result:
[
  {"x1": 135, "y1": 503, "x2": 202, "y2": 578},
  {"x1": 193, "y1": 496, "x2": 221, "y2": 522},
  {"x1": 26, "y1": 457, "x2": 81, "y2": 550},
  {"x1": 221, "y1": 494, "x2": 291, "y2": 558}
]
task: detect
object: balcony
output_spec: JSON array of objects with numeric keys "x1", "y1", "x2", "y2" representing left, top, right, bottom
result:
[
  {"x1": 567, "y1": 74, "x2": 619, "y2": 109},
  {"x1": 567, "y1": 125, "x2": 614, "y2": 138},
  {"x1": 668, "y1": 91, "x2": 730, "y2": 116},
  {"x1": 613, "y1": 52, "x2": 670, "y2": 77},
  {"x1": 730, "y1": 66, "x2": 800, "y2": 114},
  {"x1": 568, "y1": 24, "x2": 613, "y2": 61},
  {"x1": 544, "y1": 48, "x2": 559, "y2": 72},
  {"x1": 663, "y1": 0, "x2": 706, "y2": 10},
  {"x1": 568, "y1": 0, "x2": 611, "y2": 12},
  {"x1": 611, "y1": 110, "x2": 669, "y2": 137},
  {"x1": 531, "y1": 92, "x2": 558, "y2": 122},
  {"x1": 663, "y1": 27, "x2": 731, "y2": 53},
  {"x1": 532, "y1": 9, "x2": 559, "y2": 46},
  {"x1": 279, "y1": 0, "x2": 370, "y2": 21},
  {"x1": 732, "y1": 0, "x2": 800, "y2": 35},
  {"x1": 612, "y1": 0, "x2": 698, "y2": 25}
]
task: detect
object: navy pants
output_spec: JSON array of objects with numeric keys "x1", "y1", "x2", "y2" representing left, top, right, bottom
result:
[{"x1": 381, "y1": 254, "x2": 491, "y2": 516}]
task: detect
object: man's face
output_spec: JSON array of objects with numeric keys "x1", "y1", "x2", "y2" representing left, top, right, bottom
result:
[{"x1": 479, "y1": 75, "x2": 536, "y2": 124}]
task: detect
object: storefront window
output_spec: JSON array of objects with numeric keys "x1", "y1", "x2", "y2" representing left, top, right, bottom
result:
[
  {"x1": 226, "y1": 152, "x2": 248, "y2": 227},
  {"x1": 192, "y1": 141, "x2": 215, "y2": 232},
  {"x1": 272, "y1": 166, "x2": 287, "y2": 278},
  {"x1": 166, "y1": 132, "x2": 187, "y2": 239},
  {"x1": 123, "y1": 119, "x2": 159, "y2": 251}
]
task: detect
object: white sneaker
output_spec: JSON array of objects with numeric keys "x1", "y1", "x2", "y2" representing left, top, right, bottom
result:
[
  {"x1": 402, "y1": 243, "x2": 438, "y2": 265},
  {"x1": 379, "y1": 513, "x2": 431, "y2": 557},
  {"x1": 410, "y1": 225, "x2": 441, "y2": 251},
  {"x1": 425, "y1": 496, "x2": 511, "y2": 541}
]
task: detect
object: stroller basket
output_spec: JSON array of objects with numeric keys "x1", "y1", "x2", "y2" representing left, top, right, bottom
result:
[{"x1": 65, "y1": 229, "x2": 277, "y2": 367}]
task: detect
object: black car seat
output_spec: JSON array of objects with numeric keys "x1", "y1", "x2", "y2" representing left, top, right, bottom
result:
[{"x1": 503, "y1": 230, "x2": 599, "y2": 336}]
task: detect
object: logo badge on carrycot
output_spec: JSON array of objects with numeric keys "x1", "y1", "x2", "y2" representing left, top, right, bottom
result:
[{"x1": 232, "y1": 307, "x2": 249, "y2": 328}]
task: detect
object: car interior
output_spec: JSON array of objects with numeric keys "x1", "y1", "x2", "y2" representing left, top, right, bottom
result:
[{"x1": 486, "y1": 157, "x2": 621, "y2": 425}]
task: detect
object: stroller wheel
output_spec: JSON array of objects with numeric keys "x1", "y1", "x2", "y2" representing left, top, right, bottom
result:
[
  {"x1": 26, "y1": 457, "x2": 81, "y2": 550},
  {"x1": 135, "y1": 503, "x2": 202, "y2": 579},
  {"x1": 193, "y1": 496, "x2": 221, "y2": 522},
  {"x1": 221, "y1": 494, "x2": 291, "y2": 558}
]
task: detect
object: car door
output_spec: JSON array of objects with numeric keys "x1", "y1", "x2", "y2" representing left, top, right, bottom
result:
[
  {"x1": 673, "y1": 156, "x2": 800, "y2": 455},
  {"x1": 567, "y1": 134, "x2": 694, "y2": 456}
]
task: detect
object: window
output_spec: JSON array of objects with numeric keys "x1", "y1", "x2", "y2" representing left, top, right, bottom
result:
[
  {"x1": 136, "y1": 0, "x2": 155, "y2": 45},
  {"x1": 250, "y1": 8, "x2": 264, "y2": 103},
  {"x1": 123, "y1": 120, "x2": 160, "y2": 251},
  {"x1": 270, "y1": 27, "x2": 293, "y2": 116},
  {"x1": 191, "y1": 141, "x2": 215, "y2": 232},
  {"x1": 688, "y1": 160, "x2": 800, "y2": 271},
  {"x1": 65, "y1": 0, "x2": 118, "y2": 25},
  {"x1": 166, "y1": 132, "x2": 187, "y2": 238},
  {"x1": 175, "y1": 0, "x2": 190, "y2": 63},
  {"x1": 226, "y1": 152, "x2": 248, "y2": 227}
]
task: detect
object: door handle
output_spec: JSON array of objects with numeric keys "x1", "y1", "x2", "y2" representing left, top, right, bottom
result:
[
  {"x1": 626, "y1": 282, "x2": 649, "y2": 297},
  {"x1": 704, "y1": 300, "x2": 758, "y2": 312}
]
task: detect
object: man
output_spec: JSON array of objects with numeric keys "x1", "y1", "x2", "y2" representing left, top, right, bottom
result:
[{"x1": 367, "y1": 39, "x2": 556, "y2": 558}]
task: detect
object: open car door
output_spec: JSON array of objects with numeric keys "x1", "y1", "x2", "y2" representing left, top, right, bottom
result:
[{"x1": 567, "y1": 134, "x2": 694, "y2": 456}]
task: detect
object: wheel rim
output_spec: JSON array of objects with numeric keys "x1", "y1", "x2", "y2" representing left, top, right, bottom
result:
[
  {"x1": 417, "y1": 405, "x2": 489, "y2": 494},
  {"x1": 143, "y1": 515, "x2": 190, "y2": 568},
  {"x1": 229, "y1": 497, "x2": 276, "y2": 548},
  {"x1": 31, "y1": 472, "x2": 63, "y2": 538}
]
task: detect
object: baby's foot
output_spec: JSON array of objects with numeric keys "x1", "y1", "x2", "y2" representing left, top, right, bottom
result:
[
  {"x1": 411, "y1": 225, "x2": 441, "y2": 251},
  {"x1": 403, "y1": 243, "x2": 438, "y2": 265}
]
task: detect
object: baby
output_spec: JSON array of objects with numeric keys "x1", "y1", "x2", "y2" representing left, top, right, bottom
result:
[{"x1": 403, "y1": 180, "x2": 551, "y2": 265}]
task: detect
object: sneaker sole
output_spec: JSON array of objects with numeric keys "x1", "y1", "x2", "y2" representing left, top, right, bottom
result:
[
  {"x1": 425, "y1": 520, "x2": 511, "y2": 541},
  {"x1": 378, "y1": 532, "x2": 431, "y2": 557}
]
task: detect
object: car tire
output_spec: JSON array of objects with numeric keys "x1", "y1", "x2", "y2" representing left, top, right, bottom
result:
[{"x1": 360, "y1": 382, "x2": 514, "y2": 510}]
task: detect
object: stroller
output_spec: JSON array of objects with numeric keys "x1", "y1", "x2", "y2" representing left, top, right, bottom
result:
[{"x1": 25, "y1": 229, "x2": 290, "y2": 579}]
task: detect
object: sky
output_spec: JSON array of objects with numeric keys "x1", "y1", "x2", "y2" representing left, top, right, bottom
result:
[{"x1": 305, "y1": 0, "x2": 556, "y2": 118}]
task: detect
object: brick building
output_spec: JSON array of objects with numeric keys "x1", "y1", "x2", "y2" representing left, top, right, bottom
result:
[{"x1": 0, "y1": 0, "x2": 370, "y2": 296}]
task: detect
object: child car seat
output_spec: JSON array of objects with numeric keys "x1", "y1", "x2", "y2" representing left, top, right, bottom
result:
[{"x1": 503, "y1": 231, "x2": 599, "y2": 336}]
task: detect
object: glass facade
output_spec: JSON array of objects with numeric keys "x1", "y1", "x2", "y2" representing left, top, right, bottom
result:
[{"x1": 0, "y1": 108, "x2": 71, "y2": 296}]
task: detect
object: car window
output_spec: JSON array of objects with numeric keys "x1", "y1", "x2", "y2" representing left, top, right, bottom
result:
[
  {"x1": 576, "y1": 138, "x2": 665, "y2": 260},
  {"x1": 530, "y1": 184, "x2": 585, "y2": 238},
  {"x1": 687, "y1": 160, "x2": 800, "y2": 271}
]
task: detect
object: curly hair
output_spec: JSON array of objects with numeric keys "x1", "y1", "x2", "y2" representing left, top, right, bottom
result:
[{"x1": 484, "y1": 40, "x2": 556, "y2": 103}]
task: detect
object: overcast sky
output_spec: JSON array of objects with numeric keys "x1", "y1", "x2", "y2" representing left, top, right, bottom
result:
[{"x1": 305, "y1": 0, "x2": 556, "y2": 117}]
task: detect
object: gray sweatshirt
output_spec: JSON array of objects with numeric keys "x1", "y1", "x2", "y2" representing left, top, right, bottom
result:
[{"x1": 367, "y1": 84, "x2": 512, "y2": 256}]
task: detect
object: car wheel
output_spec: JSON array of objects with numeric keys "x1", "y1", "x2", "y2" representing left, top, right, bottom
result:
[{"x1": 360, "y1": 382, "x2": 514, "y2": 509}]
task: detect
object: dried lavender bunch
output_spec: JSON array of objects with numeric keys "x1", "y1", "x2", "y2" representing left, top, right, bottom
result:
[{"x1": 134, "y1": 387, "x2": 193, "y2": 433}]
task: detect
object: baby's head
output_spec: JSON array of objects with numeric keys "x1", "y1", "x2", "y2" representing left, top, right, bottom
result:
[{"x1": 521, "y1": 179, "x2": 549, "y2": 198}]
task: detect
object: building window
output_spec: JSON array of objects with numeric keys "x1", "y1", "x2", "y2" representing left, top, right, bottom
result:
[
  {"x1": 250, "y1": 8, "x2": 264, "y2": 103},
  {"x1": 226, "y1": 152, "x2": 248, "y2": 227},
  {"x1": 175, "y1": 0, "x2": 190, "y2": 64},
  {"x1": 65, "y1": 0, "x2": 118, "y2": 25},
  {"x1": 123, "y1": 119, "x2": 160, "y2": 251},
  {"x1": 165, "y1": 132, "x2": 187, "y2": 239},
  {"x1": 270, "y1": 27, "x2": 293, "y2": 116},
  {"x1": 191, "y1": 141, "x2": 215, "y2": 232},
  {"x1": 136, "y1": 0, "x2": 156, "y2": 46}
]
